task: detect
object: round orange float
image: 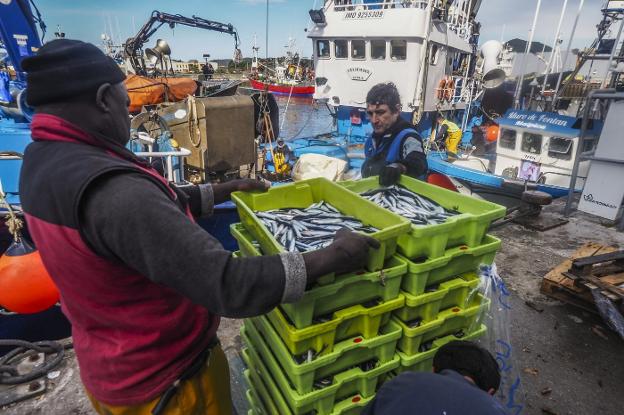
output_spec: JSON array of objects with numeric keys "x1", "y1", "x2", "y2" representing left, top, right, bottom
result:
[
  {"x1": 0, "y1": 238, "x2": 59, "y2": 314},
  {"x1": 486, "y1": 125, "x2": 500, "y2": 142}
]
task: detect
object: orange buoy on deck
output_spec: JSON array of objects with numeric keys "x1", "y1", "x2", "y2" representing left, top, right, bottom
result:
[
  {"x1": 486, "y1": 125, "x2": 499, "y2": 142},
  {"x1": 0, "y1": 238, "x2": 59, "y2": 314}
]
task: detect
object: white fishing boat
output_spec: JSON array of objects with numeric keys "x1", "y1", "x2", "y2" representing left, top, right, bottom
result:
[{"x1": 306, "y1": 0, "x2": 491, "y2": 144}]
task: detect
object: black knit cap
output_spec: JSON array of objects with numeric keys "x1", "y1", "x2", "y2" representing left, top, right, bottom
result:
[{"x1": 22, "y1": 39, "x2": 126, "y2": 107}]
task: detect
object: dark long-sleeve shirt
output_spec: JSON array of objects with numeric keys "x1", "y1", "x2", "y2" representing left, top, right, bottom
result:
[
  {"x1": 372, "y1": 118, "x2": 428, "y2": 178},
  {"x1": 362, "y1": 370, "x2": 508, "y2": 415},
  {"x1": 78, "y1": 172, "x2": 307, "y2": 318}
]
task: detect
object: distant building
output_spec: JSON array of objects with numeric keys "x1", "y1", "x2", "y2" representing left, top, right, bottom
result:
[{"x1": 169, "y1": 60, "x2": 219, "y2": 74}]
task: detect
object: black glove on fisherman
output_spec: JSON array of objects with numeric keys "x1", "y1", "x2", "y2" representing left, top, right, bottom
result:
[
  {"x1": 303, "y1": 229, "x2": 381, "y2": 280},
  {"x1": 380, "y1": 163, "x2": 406, "y2": 187},
  {"x1": 213, "y1": 179, "x2": 270, "y2": 204}
]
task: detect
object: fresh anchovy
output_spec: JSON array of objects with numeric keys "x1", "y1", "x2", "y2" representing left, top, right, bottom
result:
[
  {"x1": 361, "y1": 185, "x2": 458, "y2": 226},
  {"x1": 255, "y1": 202, "x2": 377, "y2": 253}
]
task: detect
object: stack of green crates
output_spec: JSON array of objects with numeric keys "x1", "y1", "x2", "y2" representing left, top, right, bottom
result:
[
  {"x1": 231, "y1": 177, "x2": 505, "y2": 414},
  {"x1": 340, "y1": 176, "x2": 505, "y2": 375},
  {"x1": 231, "y1": 178, "x2": 412, "y2": 414}
]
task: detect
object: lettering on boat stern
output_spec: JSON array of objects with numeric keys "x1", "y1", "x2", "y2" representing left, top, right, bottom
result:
[
  {"x1": 344, "y1": 10, "x2": 385, "y2": 20},
  {"x1": 347, "y1": 67, "x2": 373, "y2": 81}
]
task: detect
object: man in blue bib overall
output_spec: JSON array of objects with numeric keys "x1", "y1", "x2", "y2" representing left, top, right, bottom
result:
[{"x1": 361, "y1": 83, "x2": 428, "y2": 186}]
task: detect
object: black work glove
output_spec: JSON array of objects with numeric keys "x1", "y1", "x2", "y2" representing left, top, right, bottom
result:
[
  {"x1": 379, "y1": 163, "x2": 406, "y2": 187},
  {"x1": 303, "y1": 229, "x2": 381, "y2": 279},
  {"x1": 213, "y1": 178, "x2": 270, "y2": 204}
]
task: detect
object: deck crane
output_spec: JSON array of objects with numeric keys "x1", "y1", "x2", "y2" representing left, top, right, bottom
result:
[{"x1": 123, "y1": 10, "x2": 241, "y2": 76}]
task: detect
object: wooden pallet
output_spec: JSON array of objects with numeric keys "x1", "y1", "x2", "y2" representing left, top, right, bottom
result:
[{"x1": 541, "y1": 242, "x2": 624, "y2": 314}]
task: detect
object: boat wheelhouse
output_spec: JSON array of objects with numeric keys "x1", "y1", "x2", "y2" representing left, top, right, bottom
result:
[
  {"x1": 308, "y1": 0, "x2": 483, "y2": 137},
  {"x1": 494, "y1": 109, "x2": 600, "y2": 189},
  {"x1": 427, "y1": 109, "x2": 603, "y2": 199}
]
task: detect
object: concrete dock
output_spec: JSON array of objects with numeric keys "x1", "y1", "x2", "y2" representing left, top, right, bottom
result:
[{"x1": 2, "y1": 199, "x2": 623, "y2": 415}]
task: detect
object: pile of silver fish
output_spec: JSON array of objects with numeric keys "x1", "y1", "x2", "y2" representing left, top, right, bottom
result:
[
  {"x1": 256, "y1": 202, "x2": 377, "y2": 253},
  {"x1": 361, "y1": 186, "x2": 458, "y2": 226}
]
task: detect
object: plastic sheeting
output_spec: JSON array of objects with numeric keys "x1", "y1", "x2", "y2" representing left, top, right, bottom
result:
[
  {"x1": 292, "y1": 153, "x2": 348, "y2": 182},
  {"x1": 124, "y1": 74, "x2": 197, "y2": 113},
  {"x1": 477, "y1": 264, "x2": 525, "y2": 415}
]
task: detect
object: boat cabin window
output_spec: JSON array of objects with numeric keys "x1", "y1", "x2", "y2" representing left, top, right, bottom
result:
[
  {"x1": 548, "y1": 136, "x2": 573, "y2": 160},
  {"x1": 391, "y1": 40, "x2": 407, "y2": 60},
  {"x1": 317, "y1": 40, "x2": 330, "y2": 58},
  {"x1": 521, "y1": 132, "x2": 543, "y2": 154},
  {"x1": 351, "y1": 40, "x2": 366, "y2": 60},
  {"x1": 335, "y1": 40, "x2": 348, "y2": 59},
  {"x1": 371, "y1": 40, "x2": 386, "y2": 60},
  {"x1": 499, "y1": 128, "x2": 517, "y2": 149}
]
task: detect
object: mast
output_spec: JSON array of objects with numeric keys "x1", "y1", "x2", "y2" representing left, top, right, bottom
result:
[
  {"x1": 266, "y1": 0, "x2": 269, "y2": 60},
  {"x1": 541, "y1": 0, "x2": 568, "y2": 94},
  {"x1": 514, "y1": 0, "x2": 543, "y2": 108},
  {"x1": 601, "y1": 14, "x2": 624, "y2": 88},
  {"x1": 552, "y1": 0, "x2": 585, "y2": 107}
]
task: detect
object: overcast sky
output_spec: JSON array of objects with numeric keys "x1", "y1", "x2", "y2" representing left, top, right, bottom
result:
[{"x1": 34, "y1": 0, "x2": 609, "y2": 60}]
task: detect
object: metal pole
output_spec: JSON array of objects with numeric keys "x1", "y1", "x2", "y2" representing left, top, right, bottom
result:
[
  {"x1": 601, "y1": 16, "x2": 624, "y2": 88},
  {"x1": 266, "y1": 0, "x2": 269, "y2": 60},
  {"x1": 541, "y1": 0, "x2": 568, "y2": 94},
  {"x1": 564, "y1": 89, "x2": 596, "y2": 216},
  {"x1": 412, "y1": 0, "x2": 435, "y2": 109},
  {"x1": 553, "y1": 0, "x2": 585, "y2": 107},
  {"x1": 514, "y1": 0, "x2": 542, "y2": 108}
]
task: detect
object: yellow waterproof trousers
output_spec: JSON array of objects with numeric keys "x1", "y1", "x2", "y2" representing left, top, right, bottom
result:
[{"x1": 87, "y1": 345, "x2": 233, "y2": 415}]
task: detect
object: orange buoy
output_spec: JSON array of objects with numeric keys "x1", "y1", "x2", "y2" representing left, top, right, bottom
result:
[
  {"x1": 0, "y1": 238, "x2": 59, "y2": 314},
  {"x1": 437, "y1": 78, "x2": 447, "y2": 100},
  {"x1": 427, "y1": 173, "x2": 459, "y2": 192},
  {"x1": 445, "y1": 79, "x2": 455, "y2": 101},
  {"x1": 486, "y1": 125, "x2": 500, "y2": 142}
]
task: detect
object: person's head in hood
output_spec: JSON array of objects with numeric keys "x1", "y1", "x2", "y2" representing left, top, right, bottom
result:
[{"x1": 22, "y1": 39, "x2": 130, "y2": 146}]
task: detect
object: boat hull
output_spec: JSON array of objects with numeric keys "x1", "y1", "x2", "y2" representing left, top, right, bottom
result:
[
  {"x1": 427, "y1": 152, "x2": 573, "y2": 198},
  {"x1": 249, "y1": 79, "x2": 315, "y2": 96}
]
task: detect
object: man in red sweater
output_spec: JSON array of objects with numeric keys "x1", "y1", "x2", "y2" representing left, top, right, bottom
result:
[{"x1": 20, "y1": 39, "x2": 378, "y2": 415}]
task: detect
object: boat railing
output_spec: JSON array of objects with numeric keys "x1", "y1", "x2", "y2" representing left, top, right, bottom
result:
[
  {"x1": 332, "y1": 0, "x2": 428, "y2": 12},
  {"x1": 133, "y1": 134, "x2": 191, "y2": 184}
]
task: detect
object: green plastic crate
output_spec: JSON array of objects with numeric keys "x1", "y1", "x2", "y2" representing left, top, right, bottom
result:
[
  {"x1": 395, "y1": 294, "x2": 490, "y2": 355},
  {"x1": 340, "y1": 176, "x2": 506, "y2": 260},
  {"x1": 230, "y1": 224, "x2": 264, "y2": 259},
  {"x1": 244, "y1": 352, "x2": 373, "y2": 415},
  {"x1": 232, "y1": 222, "x2": 406, "y2": 328},
  {"x1": 232, "y1": 177, "x2": 411, "y2": 272},
  {"x1": 245, "y1": 382, "x2": 272, "y2": 415},
  {"x1": 394, "y1": 272, "x2": 480, "y2": 323},
  {"x1": 245, "y1": 315, "x2": 402, "y2": 395},
  {"x1": 267, "y1": 295, "x2": 405, "y2": 356},
  {"x1": 395, "y1": 324, "x2": 487, "y2": 374},
  {"x1": 241, "y1": 327, "x2": 398, "y2": 415},
  {"x1": 400, "y1": 235, "x2": 500, "y2": 295}
]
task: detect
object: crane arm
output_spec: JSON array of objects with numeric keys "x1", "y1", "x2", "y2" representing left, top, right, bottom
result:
[
  {"x1": 124, "y1": 10, "x2": 240, "y2": 76},
  {"x1": 0, "y1": 0, "x2": 44, "y2": 82}
]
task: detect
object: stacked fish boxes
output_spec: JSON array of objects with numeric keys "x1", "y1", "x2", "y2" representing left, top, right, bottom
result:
[
  {"x1": 340, "y1": 176, "x2": 505, "y2": 375},
  {"x1": 231, "y1": 177, "x2": 505, "y2": 414},
  {"x1": 232, "y1": 178, "x2": 412, "y2": 414}
]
